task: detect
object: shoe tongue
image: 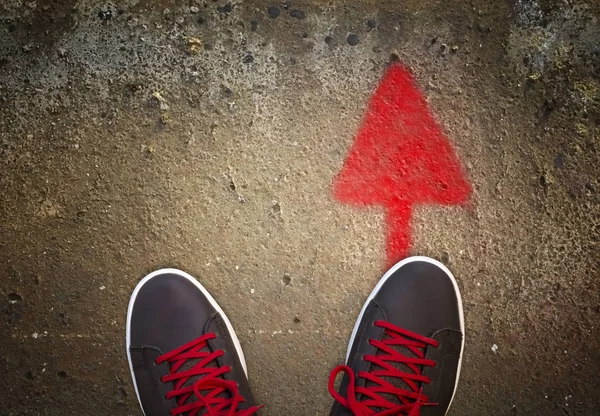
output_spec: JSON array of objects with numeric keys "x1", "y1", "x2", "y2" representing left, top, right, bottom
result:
[{"x1": 362, "y1": 332, "x2": 424, "y2": 412}]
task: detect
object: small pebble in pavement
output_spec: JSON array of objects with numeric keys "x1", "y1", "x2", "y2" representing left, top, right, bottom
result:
[
  {"x1": 268, "y1": 6, "x2": 280, "y2": 19},
  {"x1": 347, "y1": 33, "x2": 360, "y2": 46},
  {"x1": 217, "y1": 3, "x2": 233, "y2": 14},
  {"x1": 98, "y1": 10, "x2": 112, "y2": 20},
  {"x1": 290, "y1": 9, "x2": 306, "y2": 19},
  {"x1": 8, "y1": 293, "x2": 22, "y2": 304}
]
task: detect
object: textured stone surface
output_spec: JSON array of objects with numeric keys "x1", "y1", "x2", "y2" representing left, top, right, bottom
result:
[{"x1": 1, "y1": 0, "x2": 599, "y2": 415}]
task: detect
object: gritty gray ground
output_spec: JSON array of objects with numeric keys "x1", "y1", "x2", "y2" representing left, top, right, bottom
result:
[{"x1": 1, "y1": 0, "x2": 599, "y2": 415}]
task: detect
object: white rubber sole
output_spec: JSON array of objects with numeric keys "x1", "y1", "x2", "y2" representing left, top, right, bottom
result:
[
  {"x1": 126, "y1": 268, "x2": 247, "y2": 416},
  {"x1": 345, "y1": 256, "x2": 465, "y2": 415}
]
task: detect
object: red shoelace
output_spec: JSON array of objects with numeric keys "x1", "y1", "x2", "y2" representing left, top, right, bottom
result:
[
  {"x1": 328, "y1": 320, "x2": 439, "y2": 416},
  {"x1": 156, "y1": 333, "x2": 261, "y2": 416}
]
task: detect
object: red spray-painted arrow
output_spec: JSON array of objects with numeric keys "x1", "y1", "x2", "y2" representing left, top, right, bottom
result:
[{"x1": 333, "y1": 63, "x2": 471, "y2": 266}]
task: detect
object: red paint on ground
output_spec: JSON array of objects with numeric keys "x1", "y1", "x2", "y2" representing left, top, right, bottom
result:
[{"x1": 333, "y1": 63, "x2": 472, "y2": 266}]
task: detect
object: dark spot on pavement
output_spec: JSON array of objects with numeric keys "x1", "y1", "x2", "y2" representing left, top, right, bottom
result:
[
  {"x1": 302, "y1": 32, "x2": 309, "y2": 38},
  {"x1": 24, "y1": 370, "x2": 35, "y2": 380},
  {"x1": 197, "y1": 16, "x2": 205, "y2": 24},
  {"x1": 389, "y1": 53, "x2": 400, "y2": 63},
  {"x1": 477, "y1": 23, "x2": 492, "y2": 32},
  {"x1": 267, "y1": 6, "x2": 280, "y2": 19},
  {"x1": 220, "y1": 84, "x2": 233, "y2": 97},
  {"x1": 540, "y1": 172, "x2": 554, "y2": 188},
  {"x1": 282, "y1": 273, "x2": 291, "y2": 285},
  {"x1": 243, "y1": 54, "x2": 254, "y2": 64},
  {"x1": 97, "y1": 10, "x2": 112, "y2": 20},
  {"x1": 57, "y1": 370, "x2": 69, "y2": 379},
  {"x1": 324, "y1": 35, "x2": 333, "y2": 45},
  {"x1": 8, "y1": 24, "x2": 16, "y2": 33},
  {"x1": 8, "y1": 293, "x2": 22, "y2": 303},
  {"x1": 293, "y1": 317, "x2": 301, "y2": 323},
  {"x1": 554, "y1": 153, "x2": 565, "y2": 168},
  {"x1": 440, "y1": 43, "x2": 448, "y2": 56},
  {"x1": 59, "y1": 312, "x2": 69, "y2": 325},
  {"x1": 347, "y1": 33, "x2": 360, "y2": 46},
  {"x1": 290, "y1": 9, "x2": 306, "y2": 19},
  {"x1": 537, "y1": 99, "x2": 555, "y2": 124},
  {"x1": 10, "y1": 311, "x2": 22, "y2": 323},
  {"x1": 440, "y1": 251, "x2": 450, "y2": 263},
  {"x1": 585, "y1": 182, "x2": 596, "y2": 195},
  {"x1": 217, "y1": 3, "x2": 233, "y2": 14},
  {"x1": 367, "y1": 19, "x2": 377, "y2": 29},
  {"x1": 250, "y1": 20, "x2": 258, "y2": 31}
]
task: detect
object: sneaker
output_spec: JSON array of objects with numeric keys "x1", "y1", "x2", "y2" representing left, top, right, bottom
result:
[
  {"x1": 328, "y1": 256, "x2": 464, "y2": 416},
  {"x1": 126, "y1": 268, "x2": 261, "y2": 416}
]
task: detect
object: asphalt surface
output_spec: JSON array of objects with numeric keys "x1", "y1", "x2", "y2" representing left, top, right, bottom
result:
[{"x1": 1, "y1": 0, "x2": 599, "y2": 415}]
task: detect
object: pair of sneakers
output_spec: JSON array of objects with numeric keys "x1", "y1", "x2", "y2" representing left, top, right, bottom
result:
[{"x1": 126, "y1": 256, "x2": 464, "y2": 416}]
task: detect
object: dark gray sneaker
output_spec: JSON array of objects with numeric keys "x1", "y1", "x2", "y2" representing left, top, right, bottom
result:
[
  {"x1": 329, "y1": 256, "x2": 464, "y2": 416},
  {"x1": 126, "y1": 268, "x2": 260, "y2": 416}
]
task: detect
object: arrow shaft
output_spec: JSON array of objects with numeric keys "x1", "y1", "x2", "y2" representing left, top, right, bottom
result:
[{"x1": 385, "y1": 203, "x2": 413, "y2": 267}]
